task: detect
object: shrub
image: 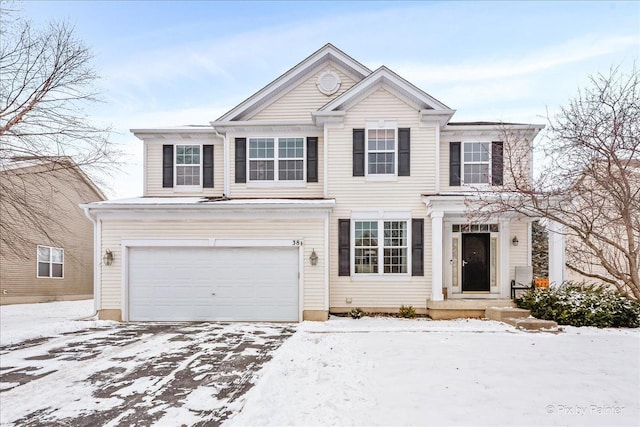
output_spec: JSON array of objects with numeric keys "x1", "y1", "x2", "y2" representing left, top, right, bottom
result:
[
  {"x1": 516, "y1": 282, "x2": 640, "y2": 328},
  {"x1": 398, "y1": 305, "x2": 417, "y2": 319},
  {"x1": 350, "y1": 307, "x2": 364, "y2": 319}
]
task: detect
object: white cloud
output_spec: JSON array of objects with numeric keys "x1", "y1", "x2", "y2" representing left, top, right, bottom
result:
[{"x1": 394, "y1": 35, "x2": 639, "y2": 84}]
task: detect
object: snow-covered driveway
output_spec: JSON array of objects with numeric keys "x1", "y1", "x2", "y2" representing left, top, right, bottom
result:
[{"x1": 0, "y1": 304, "x2": 295, "y2": 426}]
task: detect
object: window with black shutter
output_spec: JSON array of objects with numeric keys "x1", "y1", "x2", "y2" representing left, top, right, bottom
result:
[
  {"x1": 338, "y1": 219, "x2": 350, "y2": 276},
  {"x1": 353, "y1": 129, "x2": 365, "y2": 177},
  {"x1": 398, "y1": 128, "x2": 410, "y2": 176},
  {"x1": 235, "y1": 138, "x2": 246, "y2": 183},
  {"x1": 412, "y1": 218, "x2": 424, "y2": 276},
  {"x1": 162, "y1": 145, "x2": 174, "y2": 188},
  {"x1": 449, "y1": 142, "x2": 461, "y2": 186},
  {"x1": 491, "y1": 141, "x2": 503, "y2": 186},
  {"x1": 307, "y1": 137, "x2": 318, "y2": 183},
  {"x1": 203, "y1": 145, "x2": 214, "y2": 188}
]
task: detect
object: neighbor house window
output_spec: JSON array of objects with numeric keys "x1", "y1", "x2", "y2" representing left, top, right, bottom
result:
[
  {"x1": 249, "y1": 137, "x2": 304, "y2": 181},
  {"x1": 354, "y1": 220, "x2": 408, "y2": 274},
  {"x1": 367, "y1": 129, "x2": 396, "y2": 174},
  {"x1": 463, "y1": 142, "x2": 490, "y2": 184},
  {"x1": 176, "y1": 145, "x2": 201, "y2": 186},
  {"x1": 37, "y1": 246, "x2": 63, "y2": 278}
]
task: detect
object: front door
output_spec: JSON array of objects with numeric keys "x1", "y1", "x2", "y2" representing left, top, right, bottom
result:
[{"x1": 462, "y1": 233, "x2": 490, "y2": 292}]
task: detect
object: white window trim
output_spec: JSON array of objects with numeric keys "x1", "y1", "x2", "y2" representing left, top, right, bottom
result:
[
  {"x1": 365, "y1": 121, "x2": 398, "y2": 178},
  {"x1": 246, "y1": 136, "x2": 306, "y2": 185},
  {"x1": 351, "y1": 217, "x2": 411, "y2": 277},
  {"x1": 36, "y1": 245, "x2": 64, "y2": 279},
  {"x1": 461, "y1": 141, "x2": 492, "y2": 186},
  {"x1": 174, "y1": 143, "x2": 203, "y2": 191}
]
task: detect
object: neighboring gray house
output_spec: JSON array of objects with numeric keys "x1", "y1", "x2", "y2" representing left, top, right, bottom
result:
[{"x1": 0, "y1": 157, "x2": 106, "y2": 304}]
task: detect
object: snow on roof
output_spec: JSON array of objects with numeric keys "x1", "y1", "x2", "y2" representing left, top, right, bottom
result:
[{"x1": 83, "y1": 197, "x2": 336, "y2": 209}]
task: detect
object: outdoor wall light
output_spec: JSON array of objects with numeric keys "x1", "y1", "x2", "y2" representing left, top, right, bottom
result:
[
  {"x1": 512, "y1": 236, "x2": 519, "y2": 246},
  {"x1": 103, "y1": 249, "x2": 114, "y2": 266},
  {"x1": 310, "y1": 249, "x2": 319, "y2": 266}
]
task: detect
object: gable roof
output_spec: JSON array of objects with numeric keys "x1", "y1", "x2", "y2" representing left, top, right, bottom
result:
[
  {"x1": 1, "y1": 156, "x2": 106, "y2": 200},
  {"x1": 314, "y1": 66, "x2": 456, "y2": 126},
  {"x1": 215, "y1": 43, "x2": 372, "y2": 123}
]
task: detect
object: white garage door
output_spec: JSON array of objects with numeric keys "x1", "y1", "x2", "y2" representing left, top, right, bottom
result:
[{"x1": 128, "y1": 246, "x2": 299, "y2": 321}]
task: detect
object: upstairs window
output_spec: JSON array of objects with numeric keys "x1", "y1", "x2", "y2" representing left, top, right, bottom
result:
[
  {"x1": 463, "y1": 142, "x2": 490, "y2": 184},
  {"x1": 367, "y1": 129, "x2": 396, "y2": 175},
  {"x1": 37, "y1": 246, "x2": 64, "y2": 278},
  {"x1": 249, "y1": 137, "x2": 304, "y2": 182},
  {"x1": 176, "y1": 145, "x2": 201, "y2": 186}
]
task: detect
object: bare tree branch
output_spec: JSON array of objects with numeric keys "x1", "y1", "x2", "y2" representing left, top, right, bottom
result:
[
  {"x1": 0, "y1": 4, "x2": 121, "y2": 258},
  {"x1": 470, "y1": 66, "x2": 640, "y2": 299}
]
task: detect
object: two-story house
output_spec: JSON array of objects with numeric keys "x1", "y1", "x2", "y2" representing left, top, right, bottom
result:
[
  {"x1": 1, "y1": 157, "x2": 105, "y2": 304},
  {"x1": 83, "y1": 44, "x2": 561, "y2": 322}
]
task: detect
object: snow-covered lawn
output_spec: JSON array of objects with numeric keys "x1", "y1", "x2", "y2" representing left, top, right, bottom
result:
[
  {"x1": 0, "y1": 299, "x2": 109, "y2": 346},
  {"x1": 1, "y1": 301, "x2": 638, "y2": 426},
  {"x1": 228, "y1": 317, "x2": 640, "y2": 427}
]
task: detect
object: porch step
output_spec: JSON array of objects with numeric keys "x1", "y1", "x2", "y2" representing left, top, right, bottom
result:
[
  {"x1": 485, "y1": 307, "x2": 531, "y2": 322},
  {"x1": 426, "y1": 299, "x2": 516, "y2": 320},
  {"x1": 502, "y1": 317, "x2": 559, "y2": 332}
]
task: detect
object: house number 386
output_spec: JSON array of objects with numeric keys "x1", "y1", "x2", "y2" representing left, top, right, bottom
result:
[{"x1": 292, "y1": 240, "x2": 303, "y2": 246}]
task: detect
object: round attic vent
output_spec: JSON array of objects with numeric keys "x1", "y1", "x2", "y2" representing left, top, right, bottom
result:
[{"x1": 316, "y1": 70, "x2": 341, "y2": 95}]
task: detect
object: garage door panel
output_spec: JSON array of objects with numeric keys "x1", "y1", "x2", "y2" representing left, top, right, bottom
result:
[{"x1": 128, "y1": 246, "x2": 299, "y2": 321}]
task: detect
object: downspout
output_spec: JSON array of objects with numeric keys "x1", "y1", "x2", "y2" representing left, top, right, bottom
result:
[
  {"x1": 212, "y1": 127, "x2": 229, "y2": 198},
  {"x1": 79, "y1": 205, "x2": 100, "y2": 320}
]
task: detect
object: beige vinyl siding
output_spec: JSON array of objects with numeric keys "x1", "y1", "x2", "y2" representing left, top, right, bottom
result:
[
  {"x1": 509, "y1": 221, "x2": 530, "y2": 280},
  {"x1": 229, "y1": 135, "x2": 324, "y2": 198},
  {"x1": 327, "y1": 87, "x2": 437, "y2": 309},
  {"x1": 250, "y1": 64, "x2": 358, "y2": 121},
  {"x1": 440, "y1": 136, "x2": 532, "y2": 192},
  {"x1": 144, "y1": 141, "x2": 224, "y2": 197},
  {"x1": 0, "y1": 165, "x2": 101, "y2": 304},
  {"x1": 99, "y1": 218, "x2": 325, "y2": 311}
]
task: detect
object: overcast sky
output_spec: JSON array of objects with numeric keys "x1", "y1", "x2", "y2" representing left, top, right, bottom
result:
[{"x1": 17, "y1": 0, "x2": 640, "y2": 199}]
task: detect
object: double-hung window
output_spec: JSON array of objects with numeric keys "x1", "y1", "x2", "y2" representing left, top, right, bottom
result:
[
  {"x1": 249, "y1": 137, "x2": 304, "y2": 182},
  {"x1": 367, "y1": 129, "x2": 396, "y2": 175},
  {"x1": 176, "y1": 145, "x2": 201, "y2": 186},
  {"x1": 354, "y1": 220, "x2": 408, "y2": 274},
  {"x1": 37, "y1": 246, "x2": 64, "y2": 278},
  {"x1": 463, "y1": 142, "x2": 490, "y2": 184}
]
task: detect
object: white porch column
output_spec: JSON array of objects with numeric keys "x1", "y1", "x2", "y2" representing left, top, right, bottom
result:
[
  {"x1": 499, "y1": 220, "x2": 511, "y2": 298},
  {"x1": 431, "y1": 211, "x2": 444, "y2": 301},
  {"x1": 548, "y1": 220, "x2": 565, "y2": 287}
]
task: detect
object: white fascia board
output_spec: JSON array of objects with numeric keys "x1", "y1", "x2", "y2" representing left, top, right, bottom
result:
[
  {"x1": 216, "y1": 44, "x2": 371, "y2": 123},
  {"x1": 130, "y1": 127, "x2": 221, "y2": 141},
  {"x1": 319, "y1": 67, "x2": 451, "y2": 113},
  {"x1": 312, "y1": 111, "x2": 346, "y2": 126},
  {"x1": 82, "y1": 198, "x2": 336, "y2": 211},
  {"x1": 442, "y1": 124, "x2": 545, "y2": 133},
  {"x1": 209, "y1": 120, "x2": 321, "y2": 135},
  {"x1": 420, "y1": 109, "x2": 457, "y2": 127}
]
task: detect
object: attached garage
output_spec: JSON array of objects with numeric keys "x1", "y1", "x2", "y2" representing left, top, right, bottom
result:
[{"x1": 127, "y1": 246, "x2": 299, "y2": 321}]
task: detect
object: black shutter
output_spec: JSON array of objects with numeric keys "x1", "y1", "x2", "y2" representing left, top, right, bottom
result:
[
  {"x1": 449, "y1": 142, "x2": 461, "y2": 186},
  {"x1": 162, "y1": 145, "x2": 173, "y2": 188},
  {"x1": 338, "y1": 219, "x2": 350, "y2": 276},
  {"x1": 353, "y1": 129, "x2": 365, "y2": 177},
  {"x1": 398, "y1": 128, "x2": 410, "y2": 176},
  {"x1": 307, "y1": 137, "x2": 318, "y2": 183},
  {"x1": 203, "y1": 145, "x2": 214, "y2": 188},
  {"x1": 491, "y1": 141, "x2": 504, "y2": 186},
  {"x1": 412, "y1": 218, "x2": 424, "y2": 276},
  {"x1": 235, "y1": 138, "x2": 246, "y2": 183}
]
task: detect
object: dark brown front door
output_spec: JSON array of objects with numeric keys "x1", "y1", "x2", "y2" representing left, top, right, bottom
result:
[{"x1": 462, "y1": 233, "x2": 490, "y2": 292}]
